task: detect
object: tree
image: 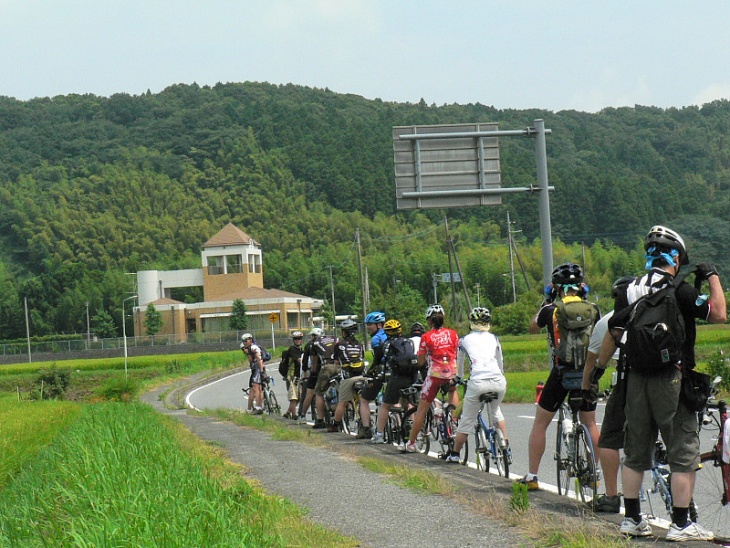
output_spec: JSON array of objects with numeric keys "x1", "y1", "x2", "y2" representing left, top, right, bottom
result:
[
  {"x1": 144, "y1": 303, "x2": 162, "y2": 336},
  {"x1": 229, "y1": 299, "x2": 248, "y2": 330},
  {"x1": 91, "y1": 309, "x2": 117, "y2": 339}
]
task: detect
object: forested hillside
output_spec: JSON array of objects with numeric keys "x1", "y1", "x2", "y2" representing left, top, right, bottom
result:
[{"x1": 1, "y1": 82, "x2": 729, "y2": 338}]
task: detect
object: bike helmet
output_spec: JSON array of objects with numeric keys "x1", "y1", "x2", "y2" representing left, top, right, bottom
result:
[
  {"x1": 551, "y1": 262, "x2": 584, "y2": 286},
  {"x1": 410, "y1": 322, "x2": 425, "y2": 337},
  {"x1": 611, "y1": 275, "x2": 636, "y2": 298},
  {"x1": 309, "y1": 327, "x2": 323, "y2": 338},
  {"x1": 383, "y1": 319, "x2": 402, "y2": 336},
  {"x1": 468, "y1": 306, "x2": 491, "y2": 324},
  {"x1": 644, "y1": 225, "x2": 689, "y2": 265},
  {"x1": 364, "y1": 311, "x2": 385, "y2": 324},
  {"x1": 425, "y1": 304, "x2": 444, "y2": 320},
  {"x1": 339, "y1": 319, "x2": 358, "y2": 336},
  {"x1": 241, "y1": 333, "x2": 253, "y2": 342},
  {"x1": 291, "y1": 331, "x2": 304, "y2": 339}
]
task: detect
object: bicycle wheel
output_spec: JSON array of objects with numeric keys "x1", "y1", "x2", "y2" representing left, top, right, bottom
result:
[
  {"x1": 342, "y1": 401, "x2": 357, "y2": 435},
  {"x1": 493, "y1": 429, "x2": 510, "y2": 478},
  {"x1": 267, "y1": 391, "x2": 281, "y2": 415},
  {"x1": 458, "y1": 439, "x2": 469, "y2": 465},
  {"x1": 694, "y1": 453, "x2": 730, "y2": 539},
  {"x1": 575, "y1": 424, "x2": 598, "y2": 507},
  {"x1": 474, "y1": 423, "x2": 489, "y2": 472},
  {"x1": 555, "y1": 410, "x2": 571, "y2": 496},
  {"x1": 385, "y1": 412, "x2": 401, "y2": 445},
  {"x1": 403, "y1": 408, "x2": 430, "y2": 454}
]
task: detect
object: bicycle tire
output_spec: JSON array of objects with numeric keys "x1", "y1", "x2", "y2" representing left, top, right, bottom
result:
[
  {"x1": 267, "y1": 391, "x2": 281, "y2": 415},
  {"x1": 575, "y1": 424, "x2": 598, "y2": 508},
  {"x1": 493, "y1": 428, "x2": 510, "y2": 478},
  {"x1": 459, "y1": 439, "x2": 469, "y2": 466},
  {"x1": 694, "y1": 452, "x2": 730, "y2": 539},
  {"x1": 403, "y1": 407, "x2": 430, "y2": 454},
  {"x1": 555, "y1": 407, "x2": 571, "y2": 497},
  {"x1": 342, "y1": 401, "x2": 357, "y2": 435},
  {"x1": 474, "y1": 422, "x2": 489, "y2": 472}
]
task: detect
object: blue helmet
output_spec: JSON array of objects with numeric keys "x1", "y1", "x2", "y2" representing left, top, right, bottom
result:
[{"x1": 364, "y1": 311, "x2": 385, "y2": 324}]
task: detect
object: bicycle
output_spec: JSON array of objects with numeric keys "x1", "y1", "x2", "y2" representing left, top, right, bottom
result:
[
  {"x1": 694, "y1": 382, "x2": 730, "y2": 537},
  {"x1": 261, "y1": 375, "x2": 281, "y2": 415},
  {"x1": 382, "y1": 382, "x2": 430, "y2": 453},
  {"x1": 640, "y1": 439, "x2": 698, "y2": 524},
  {"x1": 428, "y1": 378, "x2": 468, "y2": 463},
  {"x1": 555, "y1": 393, "x2": 598, "y2": 507},
  {"x1": 472, "y1": 390, "x2": 510, "y2": 477},
  {"x1": 341, "y1": 376, "x2": 366, "y2": 435},
  {"x1": 241, "y1": 375, "x2": 280, "y2": 415}
]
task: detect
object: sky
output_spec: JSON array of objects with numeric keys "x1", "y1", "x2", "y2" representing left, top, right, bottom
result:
[{"x1": 2, "y1": 1, "x2": 730, "y2": 113}]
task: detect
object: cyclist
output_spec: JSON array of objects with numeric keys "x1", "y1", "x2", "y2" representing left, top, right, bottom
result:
[
  {"x1": 241, "y1": 333, "x2": 266, "y2": 414},
  {"x1": 280, "y1": 331, "x2": 305, "y2": 419},
  {"x1": 605, "y1": 226, "x2": 726, "y2": 540},
  {"x1": 518, "y1": 263, "x2": 600, "y2": 490},
  {"x1": 404, "y1": 304, "x2": 460, "y2": 454},
  {"x1": 358, "y1": 311, "x2": 387, "y2": 439},
  {"x1": 448, "y1": 307, "x2": 508, "y2": 463},
  {"x1": 299, "y1": 328, "x2": 322, "y2": 423},
  {"x1": 372, "y1": 319, "x2": 420, "y2": 444},
  {"x1": 312, "y1": 328, "x2": 338, "y2": 429},
  {"x1": 580, "y1": 275, "x2": 635, "y2": 513},
  {"x1": 329, "y1": 319, "x2": 365, "y2": 432}
]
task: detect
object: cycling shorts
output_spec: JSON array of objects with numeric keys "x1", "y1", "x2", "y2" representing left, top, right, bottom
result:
[
  {"x1": 382, "y1": 374, "x2": 415, "y2": 406},
  {"x1": 250, "y1": 365, "x2": 263, "y2": 385},
  {"x1": 598, "y1": 377, "x2": 626, "y2": 450},
  {"x1": 315, "y1": 363, "x2": 342, "y2": 394},
  {"x1": 285, "y1": 375, "x2": 299, "y2": 401},
  {"x1": 538, "y1": 366, "x2": 597, "y2": 413},
  {"x1": 420, "y1": 375, "x2": 456, "y2": 403}
]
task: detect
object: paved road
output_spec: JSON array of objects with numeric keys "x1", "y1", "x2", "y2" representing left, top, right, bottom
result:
[{"x1": 187, "y1": 370, "x2": 730, "y2": 542}]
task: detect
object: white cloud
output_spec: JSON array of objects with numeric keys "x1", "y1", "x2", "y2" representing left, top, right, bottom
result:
[{"x1": 693, "y1": 84, "x2": 730, "y2": 107}]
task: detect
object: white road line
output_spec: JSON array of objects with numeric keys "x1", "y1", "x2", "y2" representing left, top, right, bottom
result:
[{"x1": 185, "y1": 369, "x2": 251, "y2": 411}]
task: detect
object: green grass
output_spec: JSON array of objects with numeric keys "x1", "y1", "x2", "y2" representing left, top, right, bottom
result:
[
  {"x1": 0, "y1": 402, "x2": 356, "y2": 547},
  {"x1": 0, "y1": 397, "x2": 81, "y2": 490}
]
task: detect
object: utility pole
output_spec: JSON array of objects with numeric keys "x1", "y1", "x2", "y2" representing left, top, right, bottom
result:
[
  {"x1": 356, "y1": 228, "x2": 367, "y2": 325},
  {"x1": 329, "y1": 265, "x2": 336, "y2": 332},
  {"x1": 85, "y1": 301, "x2": 91, "y2": 350},
  {"x1": 24, "y1": 297, "x2": 31, "y2": 363},
  {"x1": 507, "y1": 212, "x2": 517, "y2": 303}
]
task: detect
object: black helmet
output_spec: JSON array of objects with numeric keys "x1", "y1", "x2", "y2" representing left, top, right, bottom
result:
[
  {"x1": 644, "y1": 225, "x2": 688, "y2": 265},
  {"x1": 339, "y1": 319, "x2": 358, "y2": 336},
  {"x1": 409, "y1": 322, "x2": 425, "y2": 337},
  {"x1": 551, "y1": 262, "x2": 584, "y2": 285},
  {"x1": 468, "y1": 306, "x2": 492, "y2": 324},
  {"x1": 611, "y1": 275, "x2": 636, "y2": 298}
]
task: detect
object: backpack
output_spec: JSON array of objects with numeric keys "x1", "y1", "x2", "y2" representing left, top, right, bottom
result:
[
  {"x1": 623, "y1": 269, "x2": 694, "y2": 374},
  {"x1": 278, "y1": 349, "x2": 290, "y2": 378},
  {"x1": 255, "y1": 342, "x2": 272, "y2": 363},
  {"x1": 386, "y1": 336, "x2": 419, "y2": 373},
  {"x1": 553, "y1": 296, "x2": 597, "y2": 369}
]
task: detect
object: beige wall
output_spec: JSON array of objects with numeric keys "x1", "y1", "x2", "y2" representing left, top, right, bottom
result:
[{"x1": 203, "y1": 270, "x2": 263, "y2": 302}]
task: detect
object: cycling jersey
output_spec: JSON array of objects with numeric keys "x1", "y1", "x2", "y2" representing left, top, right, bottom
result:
[
  {"x1": 457, "y1": 330, "x2": 504, "y2": 381},
  {"x1": 334, "y1": 335, "x2": 364, "y2": 373},
  {"x1": 419, "y1": 327, "x2": 459, "y2": 379}
]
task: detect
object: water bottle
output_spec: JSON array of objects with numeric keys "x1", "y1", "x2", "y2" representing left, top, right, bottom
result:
[{"x1": 562, "y1": 415, "x2": 573, "y2": 436}]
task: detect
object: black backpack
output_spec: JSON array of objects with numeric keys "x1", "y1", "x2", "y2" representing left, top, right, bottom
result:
[
  {"x1": 623, "y1": 268, "x2": 694, "y2": 374},
  {"x1": 386, "y1": 337, "x2": 418, "y2": 373},
  {"x1": 254, "y1": 342, "x2": 272, "y2": 363}
]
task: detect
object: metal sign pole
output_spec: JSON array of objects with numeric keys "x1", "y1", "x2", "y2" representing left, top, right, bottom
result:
[{"x1": 534, "y1": 119, "x2": 554, "y2": 286}]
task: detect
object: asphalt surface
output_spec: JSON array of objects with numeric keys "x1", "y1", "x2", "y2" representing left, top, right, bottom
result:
[{"x1": 142, "y1": 370, "x2": 724, "y2": 548}]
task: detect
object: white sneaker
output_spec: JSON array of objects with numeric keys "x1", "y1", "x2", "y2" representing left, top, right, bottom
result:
[
  {"x1": 445, "y1": 452, "x2": 461, "y2": 463},
  {"x1": 403, "y1": 442, "x2": 417, "y2": 453},
  {"x1": 666, "y1": 521, "x2": 715, "y2": 542},
  {"x1": 619, "y1": 517, "x2": 652, "y2": 537},
  {"x1": 371, "y1": 432, "x2": 386, "y2": 444}
]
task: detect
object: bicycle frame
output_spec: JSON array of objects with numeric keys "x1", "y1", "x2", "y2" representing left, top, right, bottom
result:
[
  {"x1": 555, "y1": 396, "x2": 598, "y2": 507},
  {"x1": 473, "y1": 395, "x2": 509, "y2": 477}
]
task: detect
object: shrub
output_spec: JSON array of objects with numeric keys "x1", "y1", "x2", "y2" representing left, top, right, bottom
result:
[
  {"x1": 705, "y1": 349, "x2": 730, "y2": 391},
  {"x1": 32, "y1": 365, "x2": 71, "y2": 400},
  {"x1": 96, "y1": 377, "x2": 140, "y2": 402}
]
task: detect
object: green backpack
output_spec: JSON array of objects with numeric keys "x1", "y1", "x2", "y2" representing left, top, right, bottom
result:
[{"x1": 553, "y1": 296, "x2": 597, "y2": 369}]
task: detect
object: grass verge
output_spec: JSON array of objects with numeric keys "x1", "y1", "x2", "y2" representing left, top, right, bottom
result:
[{"x1": 0, "y1": 402, "x2": 356, "y2": 547}]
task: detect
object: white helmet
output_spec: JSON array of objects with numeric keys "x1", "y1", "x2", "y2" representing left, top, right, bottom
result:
[
  {"x1": 425, "y1": 304, "x2": 445, "y2": 320},
  {"x1": 309, "y1": 327, "x2": 323, "y2": 338},
  {"x1": 241, "y1": 333, "x2": 253, "y2": 342}
]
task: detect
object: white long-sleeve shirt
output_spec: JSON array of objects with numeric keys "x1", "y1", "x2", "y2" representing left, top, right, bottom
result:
[{"x1": 457, "y1": 330, "x2": 504, "y2": 381}]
